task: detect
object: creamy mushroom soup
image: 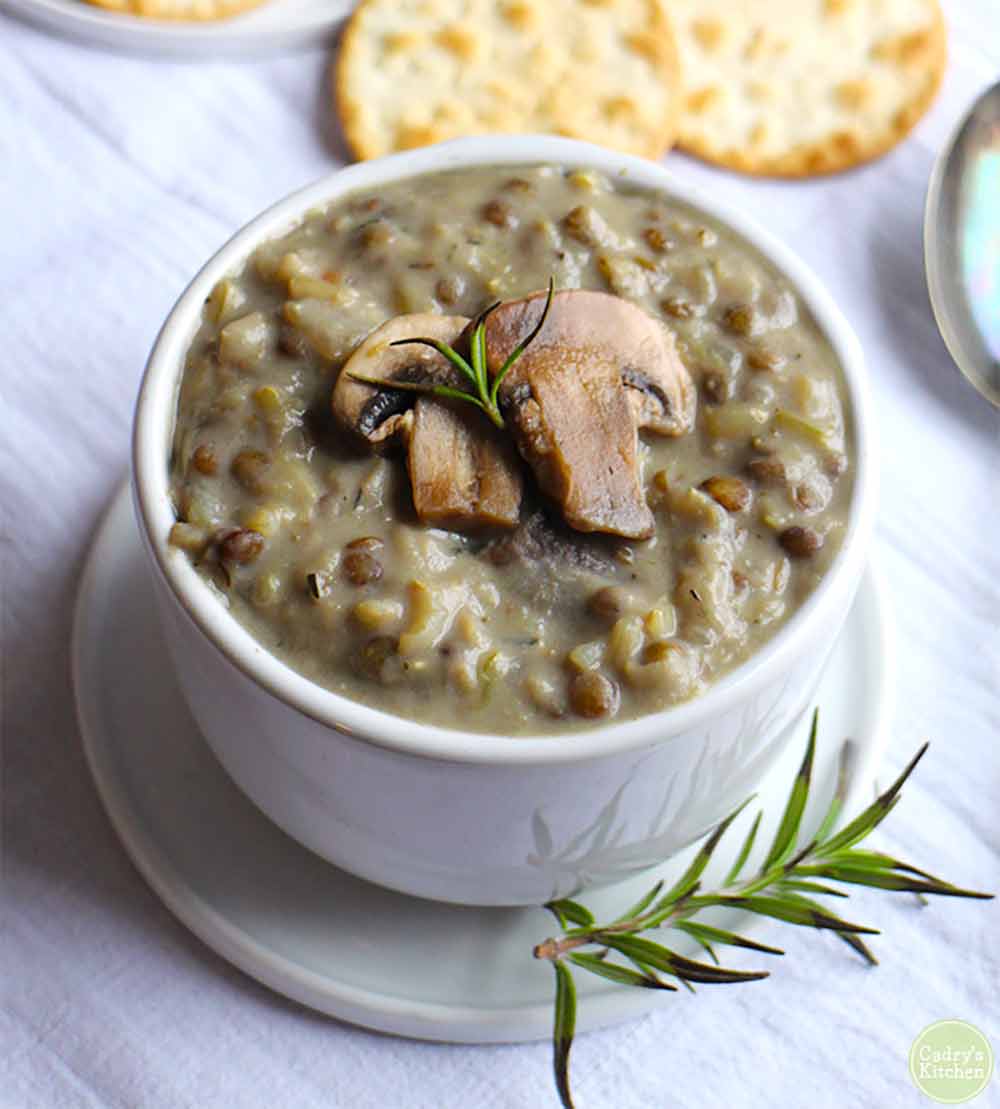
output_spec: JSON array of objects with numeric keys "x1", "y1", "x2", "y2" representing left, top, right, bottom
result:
[{"x1": 168, "y1": 165, "x2": 854, "y2": 733}]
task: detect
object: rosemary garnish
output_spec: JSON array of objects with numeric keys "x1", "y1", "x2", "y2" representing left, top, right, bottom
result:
[
  {"x1": 347, "y1": 278, "x2": 555, "y2": 429},
  {"x1": 533, "y1": 711, "x2": 993, "y2": 1109}
]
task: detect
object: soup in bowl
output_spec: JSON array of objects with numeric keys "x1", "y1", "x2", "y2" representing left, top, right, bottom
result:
[{"x1": 133, "y1": 136, "x2": 875, "y2": 905}]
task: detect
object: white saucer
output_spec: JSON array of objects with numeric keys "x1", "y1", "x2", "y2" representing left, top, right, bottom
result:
[
  {"x1": 72, "y1": 481, "x2": 895, "y2": 1045},
  {"x1": 4, "y1": 0, "x2": 351, "y2": 57}
]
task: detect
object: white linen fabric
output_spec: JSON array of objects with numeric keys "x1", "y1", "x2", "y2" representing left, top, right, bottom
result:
[{"x1": 1, "y1": 4, "x2": 998, "y2": 1107}]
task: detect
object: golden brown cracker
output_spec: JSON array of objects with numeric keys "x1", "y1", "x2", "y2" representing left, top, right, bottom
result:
[
  {"x1": 335, "y1": 0, "x2": 683, "y2": 162},
  {"x1": 670, "y1": 0, "x2": 946, "y2": 176},
  {"x1": 83, "y1": 0, "x2": 265, "y2": 21}
]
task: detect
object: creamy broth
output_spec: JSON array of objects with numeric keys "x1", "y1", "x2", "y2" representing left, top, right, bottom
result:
[{"x1": 168, "y1": 164, "x2": 853, "y2": 733}]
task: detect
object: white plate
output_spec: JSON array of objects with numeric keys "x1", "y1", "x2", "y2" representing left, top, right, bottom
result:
[
  {"x1": 2, "y1": 0, "x2": 351, "y2": 56},
  {"x1": 72, "y1": 481, "x2": 895, "y2": 1044}
]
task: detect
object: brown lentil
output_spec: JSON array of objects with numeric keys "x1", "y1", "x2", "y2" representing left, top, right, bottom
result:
[
  {"x1": 662, "y1": 297, "x2": 695, "y2": 319},
  {"x1": 346, "y1": 535, "x2": 385, "y2": 553},
  {"x1": 356, "y1": 636, "x2": 399, "y2": 682},
  {"x1": 231, "y1": 450, "x2": 270, "y2": 495},
  {"x1": 642, "y1": 226, "x2": 671, "y2": 253},
  {"x1": 825, "y1": 452, "x2": 848, "y2": 477},
  {"x1": 435, "y1": 275, "x2": 465, "y2": 305},
  {"x1": 587, "y1": 585, "x2": 628, "y2": 623},
  {"x1": 747, "y1": 347, "x2": 787, "y2": 372},
  {"x1": 360, "y1": 219, "x2": 394, "y2": 249},
  {"x1": 569, "y1": 671, "x2": 620, "y2": 719},
  {"x1": 793, "y1": 479, "x2": 829, "y2": 513},
  {"x1": 483, "y1": 198, "x2": 516, "y2": 229},
  {"x1": 779, "y1": 525, "x2": 824, "y2": 558},
  {"x1": 192, "y1": 444, "x2": 217, "y2": 476},
  {"x1": 563, "y1": 205, "x2": 596, "y2": 245},
  {"x1": 342, "y1": 549, "x2": 384, "y2": 586},
  {"x1": 219, "y1": 528, "x2": 265, "y2": 565},
  {"x1": 723, "y1": 304, "x2": 758, "y2": 337},
  {"x1": 702, "y1": 373, "x2": 731, "y2": 405},
  {"x1": 748, "y1": 457, "x2": 787, "y2": 484}
]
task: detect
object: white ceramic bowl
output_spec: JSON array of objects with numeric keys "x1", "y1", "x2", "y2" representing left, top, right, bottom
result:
[{"x1": 133, "y1": 136, "x2": 876, "y2": 907}]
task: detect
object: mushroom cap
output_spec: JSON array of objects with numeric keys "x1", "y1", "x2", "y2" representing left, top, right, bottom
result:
[
  {"x1": 487, "y1": 289, "x2": 695, "y2": 436},
  {"x1": 483, "y1": 289, "x2": 694, "y2": 539},
  {"x1": 622, "y1": 327, "x2": 696, "y2": 437},
  {"x1": 332, "y1": 313, "x2": 470, "y2": 447}
]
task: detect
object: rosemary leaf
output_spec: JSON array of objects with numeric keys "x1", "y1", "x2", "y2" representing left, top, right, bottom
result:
[
  {"x1": 471, "y1": 299, "x2": 503, "y2": 334},
  {"x1": 708, "y1": 894, "x2": 879, "y2": 935},
  {"x1": 801, "y1": 865, "x2": 994, "y2": 899},
  {"x1": 723, "y1": 810, "x2": 762, "y2": 886},
  {"x1": 635, "y1": 884, "x2": 702, "y2": 931},
  {"x1": 568, "y1": 952, "x2": 677, "y2": 991},
  {"x1": 626, "y1": 957, "x2": 668, "y2": 986},
  {"x1": 387, "y1": 337, "x2": 479, "y2": 388},
  {"x1": 813, "y1": 740, "x2": 855, "y2": 843},
  {"x1": 552, "y1": 960, "x2": 577, "y2": 1109},
  {"x1": 633, "y1": 956, "x2": 694, "y2": 993},
  {"x1": 546, "y1": 903, "x2": 571, "y2": 931},
  {"x1": 611, "y1": 880, "x2": 664, "y2": 925},
  {"x1": 600, "y1": 935, "x2": 770, "y2": 986},
  {"x1": 822, "y1": 849, "x2": 940, "y2": 880},
  {"x1": 835, "y1": 930, "x2": 880, "y2": 966},
  {"x1": 345, "y1": 371, "x2": 429, "y2": 392},
  {"x1": 819, "y1": 743, "x2": 929, "y2": 855},
  {"x1": 428, "y1": 385, "x2": 493, "y2": 412},
  {"x1": 490, "y1": 277, "x2": 555, "y2": 407},
  {"x1": 762, "y1": 709, "x2": 818, "y2": 869},
  {"x1": 655, "y1": 796, "x2": 754, "y2": 909},
  {"x1": 673, "y1": 920, "x2": 785, "y2": 958},
  {"x1": 777, "y1": 878, "x2": 849, "y2": 899},
  {"x1": 470, "y1": 306, "x2": 492, "y2": 395},
  {"x1": 691, "y1": 936, "x2": 720, "y2": 965},
  {"x1": 345, "y1": 371, "x2": 460, "y2": 399},
  {"x1": 549, "y1": 899, "x2": 596, "y2": 928}
]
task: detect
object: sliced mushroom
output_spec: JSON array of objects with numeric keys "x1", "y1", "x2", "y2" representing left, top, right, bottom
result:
[
  {"x1": 483, "y1": 509, "x2": 617, "y2": 576},
  {"x1": 332, "y1": 313, "x2": 468, "y2": 447},
  {"x1": 406, "y1": 397, "x2": 523, "y2": 529},
  {"x1": 332, "y1": 314, "x2": 522, "y2": 529},
  {"x1": 622, "y1": 326, "x2": 696, "y2": 436},
  {"x1": 482, "y1": 509, "x2": 619, "y2": 610},
  {"x1": 483, "y1": 290, "x2": 695, "y2": 540}
]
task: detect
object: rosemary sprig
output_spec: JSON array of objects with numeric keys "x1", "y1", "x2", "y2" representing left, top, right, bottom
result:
[
  {"x1": 533, "y1": 711, "x2": 993, "y2": 1109},
  {"x1": 347, "y1": 278, "x2": 555, "y2": 429}
]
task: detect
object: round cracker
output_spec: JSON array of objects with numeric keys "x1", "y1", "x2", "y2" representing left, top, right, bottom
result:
[
  {"x1": 335, "y1": 0, "x2": 682, "y2": 162},
  {"x1": 83, "y1": 0, "x2": 265, "y2": 20},
  {"x1": 670, "y1": 0, "x2": 946, "y2": 177}
]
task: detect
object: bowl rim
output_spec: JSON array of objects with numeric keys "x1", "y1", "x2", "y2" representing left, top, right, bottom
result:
[{"x1": 133, "y1": 134, "x2": 877, "y2": 767}]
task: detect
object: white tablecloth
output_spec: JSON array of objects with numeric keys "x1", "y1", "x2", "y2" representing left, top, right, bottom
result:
[{"x1": 2, "y1": 4, "x2": 998, "y2": 1107}]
